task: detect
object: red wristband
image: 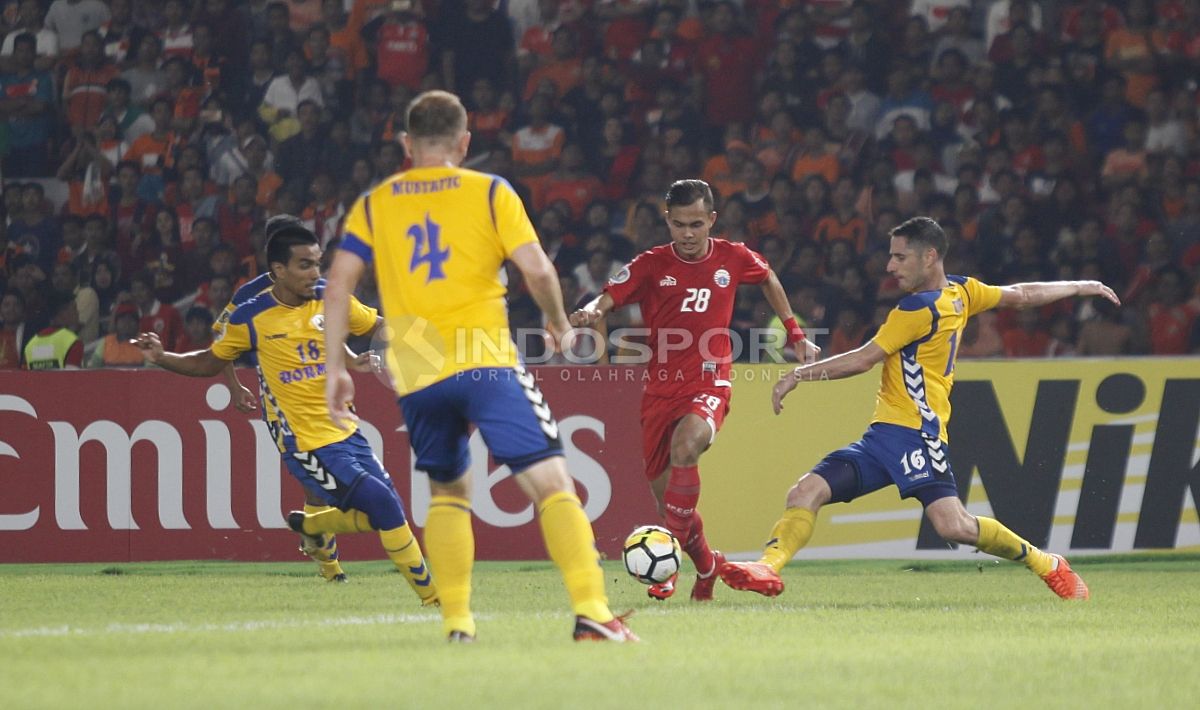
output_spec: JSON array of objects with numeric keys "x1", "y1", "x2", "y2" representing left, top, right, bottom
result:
[{"x1": 783, "y1": 316, "x2": 806, "y2": 345}]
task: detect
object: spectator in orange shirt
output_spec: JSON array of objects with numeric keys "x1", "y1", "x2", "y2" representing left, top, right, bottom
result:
[
  {"x1": 162, "y1": 56, "x2": 202, "y2": 135},
  {"x1": 511, "y1": 93, "x2": 565, "y2": 210},
  {"x1": 62, "y1": 30, "x2": 117, "y2": 136},
  {"x1": 87, "y1": 302, "x2": 145, "y2": 368},
  {"x1": 467, "y1": 77, "x2": 511, "y2": 156},
  {"x1": 189, "y1": 23, "x2": 224, "y2": 98},
  {"x1": 124, "y1": 97, "x2": 177, "y2": 180},
  {"x1": 701, "y1": 135, "x2": 752, "y2": 203},
  {"x1": 542, "y1": 143, "x2": 605, "y2": 221},
  {"x1": 523, "y1": 26, "x2": 583, "y2": 101},
  {"x1": 56, "y1": 131, "x2": 111, "y2": 219},
  {"x1": 1103, "y1": 0, "x2": 1164, "y2": 108},
  {"x1": 790, "y1": 125, "x2": 840, "y2": 186},
  {"x1": 813, "y1": 177, "x2": 868, "y2": 253},
  {"x1": 1101, "y1": 119, "x2": 1150, "y2": 190},
  {"x1": 323, "y1": 0, "x2": 369, "y2": 79},
  {"x1": 239, "y1": 134, "x2": 283, "y2": 208}
]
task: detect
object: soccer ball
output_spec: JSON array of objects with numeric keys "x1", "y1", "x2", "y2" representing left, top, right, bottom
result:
[{"x1": 622, "y1": 525, "x2": 682, "y2": 585}]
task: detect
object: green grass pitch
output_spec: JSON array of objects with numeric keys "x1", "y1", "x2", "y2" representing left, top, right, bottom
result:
[{"x1": 3, "y1": 555, "x2": 1199, "y2": 709}]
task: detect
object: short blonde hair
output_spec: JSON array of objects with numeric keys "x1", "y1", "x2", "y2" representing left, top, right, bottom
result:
[{"x1": 406, "y1": 90, "x2": 468, "y2": 141}]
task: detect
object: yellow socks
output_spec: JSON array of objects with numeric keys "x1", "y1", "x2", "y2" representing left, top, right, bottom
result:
[
  {"x1": 975, "y1": 516, "x2": 1056, "y2": 576},
  {"x1": 302, "y1": 504, "x2": 345, "y2": 580},
  {"x1": 425, "y1": 496, "x2": 475, "y2": 637},
  {"x1": 379, "y1": 523, "x2": 439, "y2": 605},
  {"x1": 759, "y1": 508, "x2": 816, "y2": 572},
  {"x1": 538, "y1": 491, "x2": 612, "y2": 623},
  {"x1": 302, "y1": 507, "x2": 372, "y2": 535}
]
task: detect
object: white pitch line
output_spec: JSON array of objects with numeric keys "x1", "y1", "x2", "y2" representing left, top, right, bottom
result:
[{"x1": 0, "y1": 612, "x2": 442, "y2": 639}]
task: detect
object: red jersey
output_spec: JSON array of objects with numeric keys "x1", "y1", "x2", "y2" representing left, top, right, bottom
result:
[
  {"x1": 604, "y1": 238, "x2": 769, "y2": 398},
  {"x1": 139, "y1": 301, "x2": 184, "y2": 352},
  {"x1": 376, "y1": 21, "x2": 429, "y2": 90}
]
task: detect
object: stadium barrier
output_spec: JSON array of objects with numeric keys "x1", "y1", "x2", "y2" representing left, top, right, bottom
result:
[{"x1": 1, "y1": 360, "x2": 1197, "y2": 563}]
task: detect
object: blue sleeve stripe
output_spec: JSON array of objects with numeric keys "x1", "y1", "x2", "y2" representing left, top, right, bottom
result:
[
  {"x1": 902, "y1": 303, "x2": 941, "y2": 356},
  {"x1": 897, "y1": 291, "x2": 938, "y2": 311},
  {"x1": 232, "y1": 273, "x2": 273, "y2": 305},
  {"x1": 228, "y1": 293, "x2": 278, "y2": 327},
  {"x1": 488, "y1": 177, "x2": 500, "y2": 231},
  {"x1": 340, "y1": 233, "x2": 373, "y2": 264}
]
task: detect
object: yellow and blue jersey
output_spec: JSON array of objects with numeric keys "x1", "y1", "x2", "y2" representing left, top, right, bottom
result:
[
  {"x1": 213, "y1": 272, "x2": 288, "y2": 425},
  {"x1": 212, "y1": 285, "x2": 378, "y2": 451},
  {"x1": 339, "y1": 167, "x2": 539, "y2": 394},
  {"x1": 869, "y1": 275, "x2": 1002, "y2": 442}
]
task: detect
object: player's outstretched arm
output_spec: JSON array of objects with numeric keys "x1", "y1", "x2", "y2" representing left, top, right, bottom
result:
[
  {"x1": 341, "y1": 318, "x2": 381, "y2": 373},
  {"x1": 997, "y1": 280, "x2": 1121, "y2": 310},
  {"x1": 759, "y1": 269, "x2": 821, "y2": 364},
  {"x1": 510, "y1": 242, "x2": 574, "y2": 352},
  {"x1": 323, "y1": 249, "x2": 367, "y2": 430},
  {"x1": 134, "y1": 332, "x2": 231, "y2": 377},
  {"x1": 772, "y1": 341, "x2": 887, "y2": 415},
  {"x1": 569, "y1": 292, "x2": 614, "y2": 328},
  {"x1": 221, "y1": 363, "x2": 257, "y2": 412}
]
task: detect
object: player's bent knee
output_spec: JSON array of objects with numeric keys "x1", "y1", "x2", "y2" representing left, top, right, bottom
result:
[
  {"x1": 344, "y1": 475, "x2": 407, "y2": 531},
  {"x1": 513, "y1": 455, "x2": 573, "y2": 502},
  {"x1": 669, "y1": 443, "x2": 702, "y2": 467},
  {"x1": 928, "y1": 509, "x2": 976, "y2": 544},
  {"x1": 785, "y1": 473, "x2": 831, "y2": 510},
  {"x1": 430, "y1": 476, "x2": 470, "y2": 500},
  {"x1": 922, "y1": 496, "x2": 975, "y2": 543}
]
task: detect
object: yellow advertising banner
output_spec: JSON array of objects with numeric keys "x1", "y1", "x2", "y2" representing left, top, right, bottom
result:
[{"x1": 704, "y1": 359, "x2": 1200, "y2": 558}]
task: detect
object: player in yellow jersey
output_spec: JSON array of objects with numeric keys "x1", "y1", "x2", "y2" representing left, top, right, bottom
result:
[
  {"x1": 323, "y1": 90, "x2": 636, "y2": 642},
  {"x1": 720, "y1": 217, "x2": 1120, "y2": 601},
  {"x1": 134, "y1": 219, "x2": 438, "y2": 607},
  {"x1": 210, "y1": 224, "x2": 349, "y2": 583}
]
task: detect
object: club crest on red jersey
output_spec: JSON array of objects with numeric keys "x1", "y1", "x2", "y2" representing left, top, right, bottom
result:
[{"x1": 713, "y1": 269, "x2": 731, "y2": 288}]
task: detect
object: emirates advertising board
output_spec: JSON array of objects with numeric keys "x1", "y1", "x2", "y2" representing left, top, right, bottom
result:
[{"x1": 0, "y1": 360, "x2": 1197, "y2": 563}]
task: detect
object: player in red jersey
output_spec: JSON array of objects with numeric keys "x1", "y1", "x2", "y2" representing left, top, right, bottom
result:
[{"x1": 570, "y1": 179, "x2": 820, "y2": 601}]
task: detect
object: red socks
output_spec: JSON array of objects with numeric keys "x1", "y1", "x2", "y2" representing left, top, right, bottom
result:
[{"x1": 663, "y1": 465, "x2": 714, "y2": 574}]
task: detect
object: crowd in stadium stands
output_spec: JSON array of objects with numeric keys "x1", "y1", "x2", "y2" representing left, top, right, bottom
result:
[{"x1": 2, "y1": 0, "x2": 1200, "y2": 370}]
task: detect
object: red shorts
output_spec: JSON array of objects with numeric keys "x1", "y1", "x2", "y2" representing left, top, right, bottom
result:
[{"x1": 640, "y1": 387, "x2": 731, "y2": 481}]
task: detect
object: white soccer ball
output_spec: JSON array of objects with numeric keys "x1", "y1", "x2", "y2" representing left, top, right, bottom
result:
[{"x1": 622, "y1": 525, "x2": 682, "y2": 585}]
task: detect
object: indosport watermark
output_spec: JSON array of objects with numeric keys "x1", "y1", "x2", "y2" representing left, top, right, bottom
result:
[{"x1": 368, "y1": 316, "x2": 827, "y2": 391}]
